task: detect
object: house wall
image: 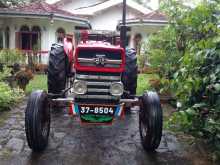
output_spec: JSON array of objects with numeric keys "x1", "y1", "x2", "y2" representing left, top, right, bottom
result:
[
  {"x1": 128, "y1": 24, "x2": 165, "y2": 52},
  {"x1": 90, "y1": 6, "x2": 141, "y2": 31},
  {"x1": 0, "y1": 17, "x2": 80, "y2": 64},
  {"x1": 2, "y1": 17, "x2": 49, "y2": 50},
  {"x1": 131, "y1": 25, "x2": 163, "y2": 39},
  {"x1": 2, "y1": 17, "x2": 77, "y2": 50},
  {"x1": 56, "y1": 0, "x2": 164, "y2": 50}
]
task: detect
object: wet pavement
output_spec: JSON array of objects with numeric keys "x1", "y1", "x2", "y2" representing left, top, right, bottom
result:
[{"x1": 0, "y1": 100, "x2": 216, "y2": 165}]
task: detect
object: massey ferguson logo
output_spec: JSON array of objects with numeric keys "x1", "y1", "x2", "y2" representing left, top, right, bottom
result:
[{"x1": 94, "y1": 54, "x2": 106, "y2": 66}]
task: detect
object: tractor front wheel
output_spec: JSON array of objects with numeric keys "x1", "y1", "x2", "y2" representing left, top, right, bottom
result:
[
  {"x1": 139, "y1": 91, "x2": 163, "y2": 151},
  {"x1": 25, "y1": 90, "x2": 50, "y2": 152}
]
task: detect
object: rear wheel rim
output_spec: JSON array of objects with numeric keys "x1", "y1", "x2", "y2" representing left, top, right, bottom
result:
[
  {"x1": 141, "y1": 120, "x2": 148, "y2": 138},
  {"x1": 41, "y1": 101, "x2": 49, "y2": 138},
  {"x1": 41, "y1": 120, "x2": 49, "y2": 137}
]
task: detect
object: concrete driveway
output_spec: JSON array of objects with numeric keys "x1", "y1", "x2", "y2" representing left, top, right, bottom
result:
[{"x1": 0, "y1": 100, "x2": 215, "y2": 165}]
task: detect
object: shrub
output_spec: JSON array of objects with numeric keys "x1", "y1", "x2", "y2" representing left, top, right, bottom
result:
[
  {"x1": 0, "y1": 66, "x2": 11, "y2": 81},
  {"x1": 0, "y1": 82, "x2": 24, "y2": 111},
  {"x1": 15, "y1": 67, "x2": 34, "y2": 90},
  {"x1": 0, "y1": 66, "x2": 25, "y2": 111},
  {"x1": 146, "y1": 0, "x2": 220, "y2": 156},
  {"x1": 0, "y1": 49, "x2": 25, "y2": 66}
]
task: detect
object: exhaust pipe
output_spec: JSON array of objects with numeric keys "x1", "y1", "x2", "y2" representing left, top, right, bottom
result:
[{"x1": 120, "y1": 0, "x2": 127, "y2": 49}]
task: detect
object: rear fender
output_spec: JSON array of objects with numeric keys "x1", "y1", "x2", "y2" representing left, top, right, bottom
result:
[{"x1": 63, "y1": 38, "x2": 73, "y2": 64}]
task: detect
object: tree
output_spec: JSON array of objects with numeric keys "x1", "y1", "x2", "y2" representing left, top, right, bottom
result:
[
  {"x1": 147, "y1": 0, "x2": 220, "y2": 159},
  {"x1": 0, "y1": 0, "x2": 28, "y2": 8}
]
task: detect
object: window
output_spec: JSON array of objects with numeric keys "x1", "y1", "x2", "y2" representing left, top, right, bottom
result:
[
  {"x1": 20, "y1": 25, "x2": 30, "y2": 50},
  {"x1": 5, "y1": 27, "x2": 10, "y2": 48},
  {"x1": 17, "y1": 25, "x2": 41, "y2": 50},
  {"x1": 31, "y1": 26, "x2": 41, "y2": 51},
  {"x1": 56, "y1": 28, "x2": 65, "y2": 43}
]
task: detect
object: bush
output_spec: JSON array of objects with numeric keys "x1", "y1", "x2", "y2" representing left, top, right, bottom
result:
[
  {"x1": 146, "y1": 0, "x2": 220, "y2": 157},
  {"x1": 15, "y1": 67, "x2": 34, "y2": 90},
  {"x1": 0, "y1": 81, "x2": 24, "y2": 111},
  {"x1": 0, "y1": 49, "x2": 25, "y2": 66},
  {"x1": 0, "y1": 49, "x2": 35, "y2": 90},
  {"x1": 0, "y1": 66, "x2": 25, "y2": 111}
]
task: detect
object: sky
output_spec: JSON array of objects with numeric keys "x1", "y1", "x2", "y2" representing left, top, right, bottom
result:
[{"x1": 46, "y1": 0, "x2": 60, "y2": 4}]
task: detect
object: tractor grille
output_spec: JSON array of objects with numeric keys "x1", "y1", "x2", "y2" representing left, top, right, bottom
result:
[
  {"x1": 74, "y1": 71, "x2": 121, "y2": 104},
  {"x1": 77, "y1": 49, "x2": 122, "y2": 68}
]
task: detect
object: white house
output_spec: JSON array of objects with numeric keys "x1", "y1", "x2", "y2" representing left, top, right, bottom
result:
[
  {"x1": 0, "y1": 0, "x2": 167, "y2": 63},
  {"x1": 54, "y1": 0, "x2": 151, "y2": 30},
  {"x1": 54, "y1": 0, "x2": 167, "y2": 51},
  {"x1": 0, "y1": 1, "x2": 91, "y2": 63}
]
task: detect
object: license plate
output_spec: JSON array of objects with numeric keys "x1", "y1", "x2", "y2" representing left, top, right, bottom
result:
[{"x1": 79, "y1": 105, "x2": 115, "y2": 116}]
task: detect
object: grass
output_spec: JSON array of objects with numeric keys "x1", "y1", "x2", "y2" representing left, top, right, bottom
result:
[
  {"x1": 25, "y1": 74, "x2": 47, "y2": 94},
  {"x1": 25, "y1": 74, "x2": 154, "y2": 95}
]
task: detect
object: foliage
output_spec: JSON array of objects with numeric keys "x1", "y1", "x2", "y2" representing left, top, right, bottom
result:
[
  {"x1": 0, "y1": 66, "x2": 11, "y2": 81},
  {"x1": 137, "y1": 54, "x2": 146, "y2": 69},
  {"x1": 146, "y1": 0, "x2": 220, "y2": 156},
  {"x1": 0, "y1": 49, "x2": 33, "y2": 90},
  {"x1": 15, "y1": 67, "x2": 34, "y2": 90},
  {"x1": 0, "y1": 49, "x2": 25, "y2": 66},
  {"x1": 0, "y1": 66, "x2": 24, "y2": 111},
  {"x1": 0, "y1": 0, "x2": 28, "y2": 8},
  {"x1": 0, "y1": 82, "x2": 24, "y2": 111},
  {"x1": 136, "y1": 74, "x2": 154, "y2": 95}
]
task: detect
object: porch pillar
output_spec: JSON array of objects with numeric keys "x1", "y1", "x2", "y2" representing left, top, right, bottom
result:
[
  {"x1": 2, "y1": 28, "x2": 5, "y2": 49},
  {"x1": 0, "y1": 19, "x2": 5, "y2": 49},
  {"x1": 129, "y1": 32, "x2": 135, "y2": 49},
  {"x1": 10, "y1": 26, "x2": 16, "y2": 49}
]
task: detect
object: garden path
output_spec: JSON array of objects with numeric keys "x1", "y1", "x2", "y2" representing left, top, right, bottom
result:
[{"x1": 0, "y1": 99, "x2": 215, "y2": 165}]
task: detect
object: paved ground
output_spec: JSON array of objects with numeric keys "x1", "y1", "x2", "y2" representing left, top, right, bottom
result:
[{"x1": 0, "y1": 100, "x2": 216, "y2": 165}]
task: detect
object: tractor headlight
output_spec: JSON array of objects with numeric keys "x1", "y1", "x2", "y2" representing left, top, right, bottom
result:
[
  {"x1": 73, "y1": 80, "x2": 87, "y2": 95},
  {"x1": 110, "y1": 82, "x2": 124, "y2": 96}
]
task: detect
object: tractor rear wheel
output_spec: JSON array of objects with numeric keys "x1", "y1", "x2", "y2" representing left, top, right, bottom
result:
[
  {"x1": 48, "y1": 43, "x2": 68, "y2": 96},
  {"x1": 122, "y1": 48, "x2": 138, "y2": 98},
  {"x1": 25, "y1": 90, "x2": 50, "y2": 152},
  {"x1": 139, "y1": 91, "x2": 163, "y2": 151}
]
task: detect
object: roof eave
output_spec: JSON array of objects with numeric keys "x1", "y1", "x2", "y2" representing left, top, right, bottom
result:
[
  {"x1": 0, "y1": 11, "x2": 91, "y2": 28},
  {"x1": 118, "y1": 19, "x2": 168, "y2": 26},
  {"x1": 0, "y1": 11, "x2": 49, "y2": 17},
  {"x1": 53, "y1": 13, "x2": 91, "y2": 27}
]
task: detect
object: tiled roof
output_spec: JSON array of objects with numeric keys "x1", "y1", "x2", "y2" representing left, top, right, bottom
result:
[
  {"x1": 142, "y1": 11, "x2": 167, "y2": 21},
  {"x1": 0, "y1": 1, "x2": 86, "y2": 19},
  {"x1": 128, "y1": 11, "x2": 167, "y2": 21},
  {"x1": 117, "y1": 11, "x2": 167, "y2": 27}
]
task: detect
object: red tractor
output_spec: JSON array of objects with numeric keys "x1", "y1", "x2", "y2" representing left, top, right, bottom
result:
[
  {"x1": 25, "y1": 1, "x2": 162, "y2": 152},
  {"x1": 25, "y1": 30, "x2": 163, "y2": 152}
]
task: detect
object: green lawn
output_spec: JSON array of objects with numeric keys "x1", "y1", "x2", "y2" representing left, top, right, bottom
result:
[
  {"x1": 25, "y1": 74, "x2": 154, "y2": 95},
  {"x1": 25, "y1": 74, "x2": 47, "y2": 94}
]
